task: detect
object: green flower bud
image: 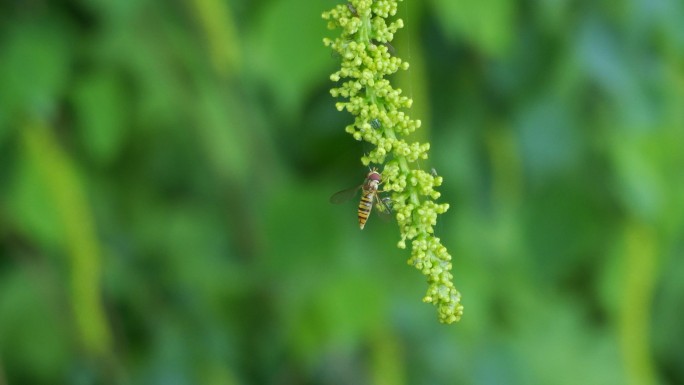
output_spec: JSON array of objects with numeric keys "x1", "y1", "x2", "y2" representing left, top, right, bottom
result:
[{"x1": 323, "y1": 0, "x2": 463, "y2": 324}]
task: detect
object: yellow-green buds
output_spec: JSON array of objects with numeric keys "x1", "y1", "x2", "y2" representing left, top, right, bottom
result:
[{"x1": 324, "y1": 0, "x2": 463, "y2": 324}]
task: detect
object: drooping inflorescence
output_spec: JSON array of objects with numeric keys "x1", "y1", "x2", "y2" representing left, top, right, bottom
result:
[{"x1": 323, "y1": 0, "x2": 463, "y2": 324}]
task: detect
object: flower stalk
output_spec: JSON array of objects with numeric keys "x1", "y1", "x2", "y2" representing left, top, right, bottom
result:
[{"x1": 323, "y1": 0, "x2": 463, "y2": 323}]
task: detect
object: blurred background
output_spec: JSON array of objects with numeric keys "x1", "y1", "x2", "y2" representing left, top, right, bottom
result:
[{"x1": 1, "y1": 0, "x2": 683, "y2": 384}]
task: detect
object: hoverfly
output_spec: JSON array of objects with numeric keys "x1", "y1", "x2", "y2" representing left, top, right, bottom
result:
[
  {"x1": 330, "y1": 168, "x2": 392, "y2": 229},
  {"x1": 371, "y1": 39, "x2": 396, "y2": 56},
  {"x1": 346, "y1": 2, "x2": 358, "y2": 16}
]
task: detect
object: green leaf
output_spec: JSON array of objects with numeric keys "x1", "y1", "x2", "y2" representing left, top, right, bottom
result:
[
  {"x1": 5, "y1": 150, "x2": 63, "y2": 250},
  {"x1": 247, "y1": 0, "x2": 332, "y2": 121},
  {"x1": 72, "y1": 71, "x2": 128, "y2": 164},
  {"x1": 0, "y1": 20, "x2": 71, "y2": 119},
  {"x1": 430, "y1": 0, "x2": 514, "y2": 55},
  {"x1": 0, "y1": 270, "x2": 70, "y2": 383}
]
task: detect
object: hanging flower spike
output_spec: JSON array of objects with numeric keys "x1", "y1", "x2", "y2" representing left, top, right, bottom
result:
[{"x1": 323, "y1": 0, "x2": 463, "y2": 324}]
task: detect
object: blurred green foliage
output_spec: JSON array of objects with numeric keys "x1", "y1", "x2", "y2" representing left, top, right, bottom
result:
[{"x1": 1, "y1": 0, "x2": 683, "y2": 384}]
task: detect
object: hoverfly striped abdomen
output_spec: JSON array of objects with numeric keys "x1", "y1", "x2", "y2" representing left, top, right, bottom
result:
[
  {"x1": 330, "y1": 168, "x2": 391, "y2": 230},
  {"x1": 357, "y1": 169, "x2": 382, "y2": 229},
  {"x1": 357, "y1": 190, "x2": 374, "y2": 229}
]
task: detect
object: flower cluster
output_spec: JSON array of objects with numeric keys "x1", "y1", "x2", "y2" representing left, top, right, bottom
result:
[{"x1": 323, "y1": 0, "x2": 463, "y2": 323}]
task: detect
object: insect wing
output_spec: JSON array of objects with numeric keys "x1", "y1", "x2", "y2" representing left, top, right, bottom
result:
[
  {"x1": 374, "y1": 194, "x2": 393, "y2": 220},
  {"x1": 346, "y1": 2, "x2": 358, "y2": 16},
  {"x1": 329, "y1": 185, "x2": 362, "y2": 204},
  {"x1": 379, "y1": 196, "x2": 393, "y2": 213}
]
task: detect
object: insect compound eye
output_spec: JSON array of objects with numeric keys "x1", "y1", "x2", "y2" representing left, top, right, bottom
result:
[{"x1": 368, "y1": 172, "x2": 382, "y2": 182}]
